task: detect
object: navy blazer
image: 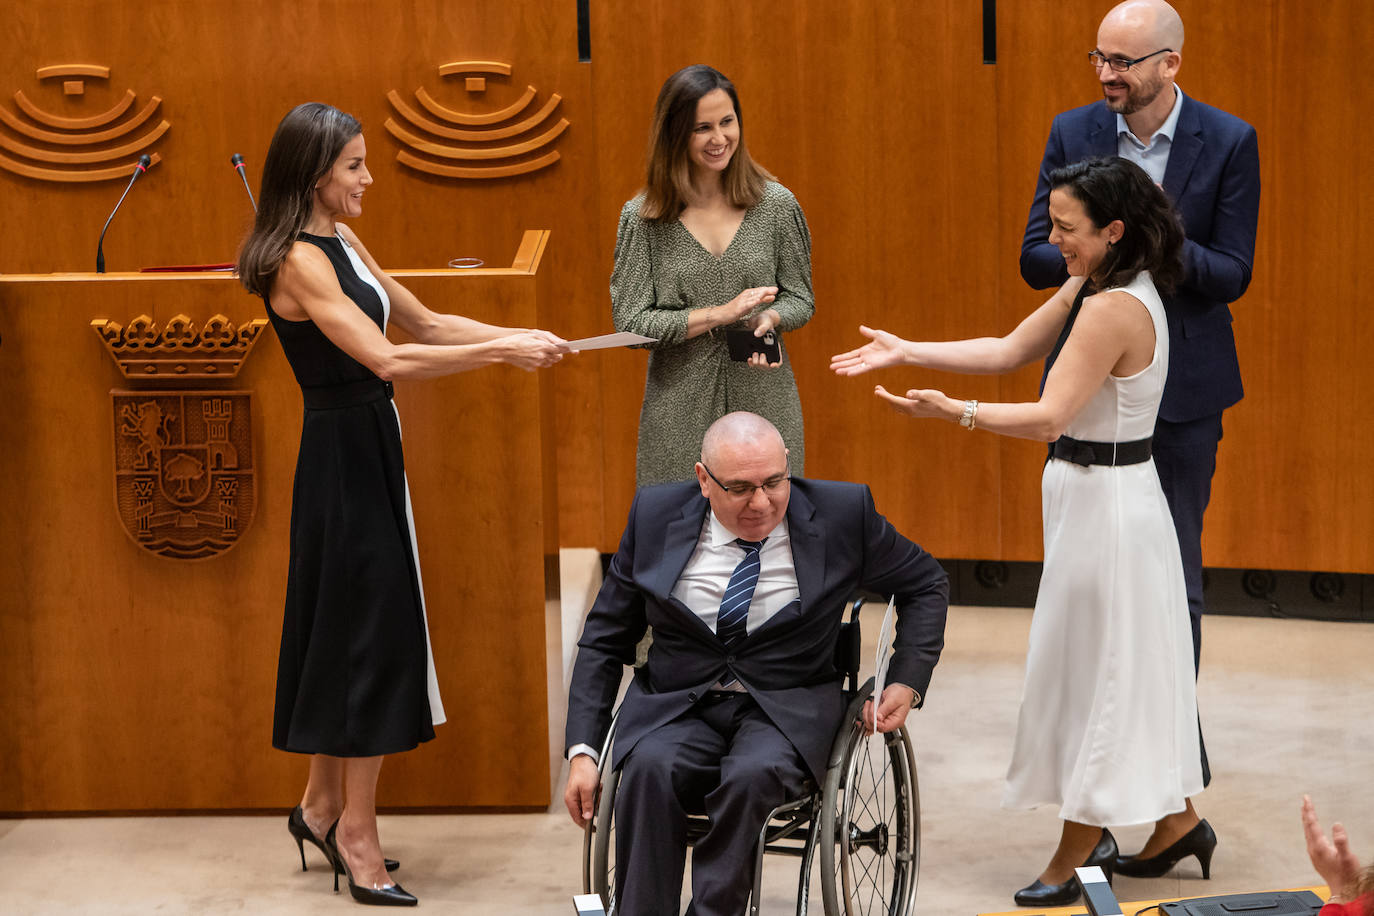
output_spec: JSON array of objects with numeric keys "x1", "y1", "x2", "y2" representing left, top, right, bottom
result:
[
  {"x1": 564, "y1": 478, "x2": 949, "y2": 783},
  {"x1": 1020, "y1": 94, "x2": 1260, "y2": 422}
]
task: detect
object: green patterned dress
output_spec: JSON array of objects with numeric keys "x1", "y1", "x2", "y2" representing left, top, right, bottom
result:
[{"x1": 611, "y1": 181, "x2": 814, "y2": 486}]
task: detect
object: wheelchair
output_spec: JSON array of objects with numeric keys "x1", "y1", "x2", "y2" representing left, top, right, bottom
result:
[{"x1": 580, "y1": 599, "x2": 921, "y2": 915}]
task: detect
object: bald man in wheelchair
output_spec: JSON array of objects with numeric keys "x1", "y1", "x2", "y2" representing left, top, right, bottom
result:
[{"x1": 564, "y1": 412, "x2": 949, "y2": 915}]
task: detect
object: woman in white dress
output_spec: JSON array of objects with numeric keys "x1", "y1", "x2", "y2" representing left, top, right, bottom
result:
[{"x1": 831, "y1": 156, "x2": 1211, "y2": 908}]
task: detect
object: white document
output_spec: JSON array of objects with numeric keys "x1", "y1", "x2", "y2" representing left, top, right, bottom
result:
[
  {"x1": 564, "y1": 331, "x2": 656, "y2": 351},
  {"x1": 871, "y1": 595, "x2": 897, "y2": 730}
]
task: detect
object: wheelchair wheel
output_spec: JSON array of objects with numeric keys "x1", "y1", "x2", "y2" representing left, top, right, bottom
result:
[
  {"x1": 818, "y1": 708, "x2": 920, "y2": 915},
  {"x1": 584, "y1": 763, "x2": 619, "y2": 911}
]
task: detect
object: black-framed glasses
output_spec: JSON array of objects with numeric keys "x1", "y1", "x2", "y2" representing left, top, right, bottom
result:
[
  {"x1": 1089, "y1": 48, "x2": 1172, "y2": 72},
  {"x1": 702, "y1": 462, "x2": 791, "y2": 499}
]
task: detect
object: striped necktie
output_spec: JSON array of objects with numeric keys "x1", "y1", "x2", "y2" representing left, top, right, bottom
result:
[{"x1": 717, "y1": 538, "x2": 766, "y2": 686}]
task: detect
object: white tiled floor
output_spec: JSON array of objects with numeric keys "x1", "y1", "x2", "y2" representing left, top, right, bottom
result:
[{"x1": 1, "y1": 550, "x2": 1370, "y2": 915}]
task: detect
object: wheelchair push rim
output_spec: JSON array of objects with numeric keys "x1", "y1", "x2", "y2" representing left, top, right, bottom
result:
[{"x1": 818, "y1": 703, "x2": 920, "y2": 915}]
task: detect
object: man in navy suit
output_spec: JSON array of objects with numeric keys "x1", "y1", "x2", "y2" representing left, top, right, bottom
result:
[
  {"x1": 1021, "y1": 1, "x2": 1259, "y2": 693},
  {"x1": 563, "y1": 411, "x2": 948, "y2": 916}
]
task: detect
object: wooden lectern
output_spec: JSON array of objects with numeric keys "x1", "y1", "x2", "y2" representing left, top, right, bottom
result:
[{"x1": 0, "y1": 231, "x2": 559, "y2": 813}]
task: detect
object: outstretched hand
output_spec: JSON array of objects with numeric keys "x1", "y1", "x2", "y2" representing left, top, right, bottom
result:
[
  {"x1": 860, "y1": 683, "x2": 917, "y2": 735},
  {"x1": 1302, "y1": 794, "x2": 1363, "y2": 900},
  {"x1": 501, "y1": 330, "x2": 570, "y2": 370},
  {"x1": 830, "y1": 326, "x2": 910, "y2": 376},
  {"x1": 873, "y1": 385, "x2": 955, "y2": 420}
]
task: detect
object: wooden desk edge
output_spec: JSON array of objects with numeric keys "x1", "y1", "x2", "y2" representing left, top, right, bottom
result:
[{"x1": 0, "y1": 229, "x2": 553, "y2": 283}]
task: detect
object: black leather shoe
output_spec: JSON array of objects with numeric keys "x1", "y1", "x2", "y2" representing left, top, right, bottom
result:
[
  {"x1": 1115, "y1": 819, "x2": 1217, "y2": 879},
  {"x1": 1013, "y1": 829, "x2": 1118, "y2": 907},
  {"x1": 326, "y1": 821, "x2": 418, "y2": 906},
  {"x1": 289, "y1": 806, "x2": 399, "y2": 873},
  {"x1": 1014, "y1": 877, "x2": 1081, "y2": 907}
]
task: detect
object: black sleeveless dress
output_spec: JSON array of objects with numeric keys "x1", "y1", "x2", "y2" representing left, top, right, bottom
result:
[{"x1": 266, "y1": 232, "x2": 439, "y2": 757}]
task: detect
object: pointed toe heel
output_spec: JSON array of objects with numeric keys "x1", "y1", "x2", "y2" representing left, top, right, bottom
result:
[
  {"x1": 326, "y1": 821, "x2": 418, "y2": 906},
  {"x1": 1114, "y1": 819, "x2": 1218, "y2": 879}
]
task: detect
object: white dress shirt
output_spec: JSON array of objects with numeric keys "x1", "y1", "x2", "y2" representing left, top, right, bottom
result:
[
  {"x1": 1117, "y1": 85, "x2": 1184, "y2": 186},
  {"x1": 670, "y1": 512, "x2": 799, "y2": 636}
]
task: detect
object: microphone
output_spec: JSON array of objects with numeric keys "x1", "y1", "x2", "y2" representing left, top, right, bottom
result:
[
  {"x1": 96, "y1": 154, "x2": 152, "y2": 274},
  {"x1": 230, "y1": 153, "x2": 257, "y2": 212}
]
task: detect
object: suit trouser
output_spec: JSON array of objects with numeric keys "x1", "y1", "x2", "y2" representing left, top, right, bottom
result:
[
  {"x1": 1153, "y1": 412, "x2": 1223, "y2": 787},
  {"x1": 614, "y1": 692, "x2": 809, "y2": 916}
]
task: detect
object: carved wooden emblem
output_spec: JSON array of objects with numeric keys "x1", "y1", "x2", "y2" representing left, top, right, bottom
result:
[
  {"x1": 385, "y1": 60, "x2": 568, "y2": 180},
  {"x1": 1, "y1": 64, "x2": 168, "y2": 182},
  {"x1": 93, "y1": 314, "x2": 265, "y2": 560}
]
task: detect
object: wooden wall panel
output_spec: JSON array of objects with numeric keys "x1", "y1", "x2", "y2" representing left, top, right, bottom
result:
[{"x1": 1205, "y1": 0, "x2": 1374, "y2": 571}]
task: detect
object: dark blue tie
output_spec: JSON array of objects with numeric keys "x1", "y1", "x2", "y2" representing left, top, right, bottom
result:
[{"x1": 717, "y1": 538, "x2": 765, "y2": 686}]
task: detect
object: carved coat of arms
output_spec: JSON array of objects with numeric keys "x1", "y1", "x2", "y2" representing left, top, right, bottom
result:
[{"x1": 93, "y1": 313, "x2": 268, "y2": 560}]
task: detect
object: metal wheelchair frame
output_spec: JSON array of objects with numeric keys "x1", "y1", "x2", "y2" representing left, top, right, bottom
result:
[{"x1": 580, "y1": 599, "x2": 921, "y2": 915}]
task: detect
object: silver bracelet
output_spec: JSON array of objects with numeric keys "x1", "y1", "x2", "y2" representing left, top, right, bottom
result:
[{"x1": 958, "y1": 399, "x2": 979, "y2": 430}]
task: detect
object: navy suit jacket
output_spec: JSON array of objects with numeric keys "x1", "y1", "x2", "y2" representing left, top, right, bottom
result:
[
  {"x1": 564, "y1": 478, "x2": 949, "y2": 783},
  {"x1": 1020, "y1": 94, "x2": 1260, "y2": 422}
]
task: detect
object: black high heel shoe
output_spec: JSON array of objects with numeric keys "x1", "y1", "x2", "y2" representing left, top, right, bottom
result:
[
  {"x1": 1114, "y1": 818, "x2": 1217, "y2": 879},
  {"x1": 288, "y1": 806, "x2": 400, "y2": 873},
  {"x1": 325, "y1": 820, "x2": 418, "y2": 907},
  {"x1": 1013, "y1": 828, "x2": 1118, "y2": 907}
]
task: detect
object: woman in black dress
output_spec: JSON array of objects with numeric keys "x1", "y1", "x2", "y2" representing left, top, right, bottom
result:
[{"x1": 238, "y1": 102, "x2": 566, "y2": 906}]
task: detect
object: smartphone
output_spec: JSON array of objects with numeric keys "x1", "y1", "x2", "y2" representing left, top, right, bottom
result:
[{"x1": 725, "y1": 328, "x2": 782, "y2": 364}]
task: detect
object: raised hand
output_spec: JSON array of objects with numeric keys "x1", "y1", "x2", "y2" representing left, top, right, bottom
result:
[
  {"x1": 1302, "y1": 795, "x2": 1363, "y2": 901},
  {"x1": 830, "y1": 325, "x2": 911, "y2": 376}
]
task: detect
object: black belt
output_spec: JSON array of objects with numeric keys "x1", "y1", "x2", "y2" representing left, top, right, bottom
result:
[
  {"x1": 1049, "y1": 434, "x2": 1152, "y2": 467},
  {"x1": 301, "y1": 378, "x2": 394, "y2": 409}
]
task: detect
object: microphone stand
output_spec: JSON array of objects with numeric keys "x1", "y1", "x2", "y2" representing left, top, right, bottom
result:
[
  {"x1": 96, "y1": 155, "x2": 151, "y2": 274},
  {"x1": 231, "y1": 154, "x2": 257, "y2": 212}
]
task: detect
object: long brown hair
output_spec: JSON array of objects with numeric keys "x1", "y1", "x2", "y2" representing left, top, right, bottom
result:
[
  {"x1": 237, "y1": 103, "x2": 361, "y2": 298},
  {"x1": 639, "y1": 65, "x2": 772, "y2": 221},
  {"x1": 1049, "y1": 156, "x2": 1185, "y2": 294}
]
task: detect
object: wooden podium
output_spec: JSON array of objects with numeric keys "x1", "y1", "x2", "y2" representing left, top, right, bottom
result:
[{"x1": 0, "y1": 231, "x2": 559, "y2": 813}]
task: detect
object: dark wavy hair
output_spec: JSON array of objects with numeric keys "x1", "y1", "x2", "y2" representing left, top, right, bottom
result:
[
  {"x1": 1049, "y1": 156, "x2": 1184, "y2": 294},
  {"x1": 237, "y1": 103, "x2": 362, "y2": 298},
  {"x1": 639, "y1": 65, "x2": 772, "y2": 221}
]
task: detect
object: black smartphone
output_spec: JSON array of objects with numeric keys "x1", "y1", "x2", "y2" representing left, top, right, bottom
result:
[{"x1": 725, "y1": 328, "x2": 782, "y2": 364}]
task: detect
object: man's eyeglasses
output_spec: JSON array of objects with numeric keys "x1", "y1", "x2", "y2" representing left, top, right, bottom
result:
[
  {"x1": 1089, "y1": 48, "x2": 1172, "y2": 72},
  {"x1": 702, "y1": 463, "x2": 790, "y2": 499}
]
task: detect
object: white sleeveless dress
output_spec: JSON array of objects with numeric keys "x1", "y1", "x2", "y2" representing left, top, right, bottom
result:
[{"x1": 1002, "y1": 271, "x2": 1203, "y2": 826}]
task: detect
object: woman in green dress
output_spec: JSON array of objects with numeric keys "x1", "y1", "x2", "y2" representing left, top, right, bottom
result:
[{"x1": 612, "y1": 64, "x2": 814, "y2": 486}]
